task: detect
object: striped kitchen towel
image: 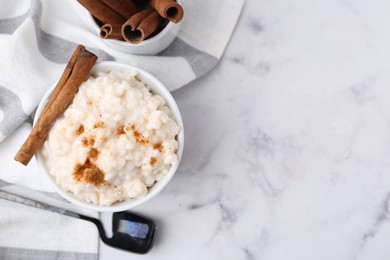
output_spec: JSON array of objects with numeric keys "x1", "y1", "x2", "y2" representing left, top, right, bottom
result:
[
  {"x1": 0, "y1": 0, "x2": 244, "y2": 259},
  {"x1": 0, "y1": 0, "x2": 244, "y2": 142},
  {"x1": 0, "y1": 181, "x2": 99, "y2": 260}
]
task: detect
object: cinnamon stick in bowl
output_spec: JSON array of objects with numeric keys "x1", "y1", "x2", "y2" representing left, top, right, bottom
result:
[
  {"x1": 122, "y1": 9, "x2": 163, "y2": 44},
  {"x1": 77, "y1": 0, "x2": 125, "y2": 24},
  {"x1": 14, "y1": 45, "x2": 98, "y2": 166},
  {"x1": 100, "y1": 24, "x2": 124, "y2": 40},
  {"x1": 149, "y1": 0, "x2": 184, "y2": 24},
  {"x1": 100, "y1": 0, "x2": 140, "y2": 19},
  {"x1": 122, "y1": 9, "x2": 154, "y2": 32}
]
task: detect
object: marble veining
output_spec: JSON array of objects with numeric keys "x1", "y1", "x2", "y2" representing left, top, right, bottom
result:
[
  {"x1": 99, "y1": 0, "x2": 390, "y2": 259},
  {"x1": 247, "y1": 18, "x2": 264, "y2": 34}
]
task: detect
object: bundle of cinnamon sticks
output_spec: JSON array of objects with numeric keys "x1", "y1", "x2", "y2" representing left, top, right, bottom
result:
[
  {"x1": 14, "y1": 45, "x2": 97, "y2": 166},
  {"x1": 77, "y1": 0, "x2": 184, "y2": 44}
]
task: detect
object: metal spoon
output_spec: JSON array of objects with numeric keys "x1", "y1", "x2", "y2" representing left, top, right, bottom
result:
[{"x1": 0, "y1": 190, "x2": 156, "y2": 254}]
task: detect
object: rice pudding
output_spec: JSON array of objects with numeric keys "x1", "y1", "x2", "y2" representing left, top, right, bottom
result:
[{"x1": 41, "y1": 70, "x2": 180, "y2": 206}]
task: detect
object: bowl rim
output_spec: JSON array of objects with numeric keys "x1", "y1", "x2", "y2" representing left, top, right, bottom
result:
[{"x1": 35, "y1": 61, "x2": 184, "y2": 212}]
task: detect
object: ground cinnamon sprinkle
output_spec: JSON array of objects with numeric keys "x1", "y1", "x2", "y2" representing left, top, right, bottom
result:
[
  {"x1": 76, "y1": 125, "x2": 84, "y2": 136},
  {"x1": 88, "y1": 148, "x2": 100, "y2": 160},
  {"x1": 73, "y1": 158, "x2": 105, "y2": 187},
  {"x1": 116, "y1": 125, "x2": 125, "y2": 137},
  {"x1": 93, "y1": 121, "x2": 105, "y2": 129},
  {"x1": 150, "y1": 157, "x2": 157, "y2": 166},
  {"x1": 81, "y1": 137, "x2": 88, "y2": 147},
  {"x1": 82, "y1": 135, "x2": 96, "y2": 147},
  {"x1": 138, "y1": 136, "x2": 149, "y2": 145},
  {"x1": 126, "y1": 123, "x2": 149, "y2": 145},
  {"x1": 153, "y1": 142, "x2": 164, "y2": 152}
]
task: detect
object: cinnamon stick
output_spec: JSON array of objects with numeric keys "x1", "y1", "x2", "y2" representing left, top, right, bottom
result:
[
  {"x1": 40, "y1": 45, "x2": 83, "y2": 119},
  {"x1": 122, "y1": 9, "x2": 162, "y2": 44},
  {"x1": 100, "y1": 0, "x2": 139, "y2": 19},
  {"x1": 122, "y1": 9, "x2": 153, "y2": 32},
  {"x1": 100, "y1": 24, "x2": 124, "y2": 40},
  {"x1": 149, "y1": 0, "x2": 183, "y2": 23},
  {"x1": 14, "y1": 46, "x2": 98, "y2": 166},
  {"x1": 77, "y1": 0, "x2": 125, "y2": 25},
  {"x1": 137, "y1": 11, "x2": 164, "y2": 42}
]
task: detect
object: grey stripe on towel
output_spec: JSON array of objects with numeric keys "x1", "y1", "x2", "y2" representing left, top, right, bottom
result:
[
  {"x1": 0, "y1": 0, "x2": 114, "y2": 63},
  {"x1": 160, "y1": 38, "x2": 219, "y2": 77},
  {"x1": 0, "y1": 86, "x2": 28, "y2": 137},
  {"x1": 0, "y1": 247, "x2": 98, "y2": 260},
  {"x1": 0, "y1": 179, "x2": 11, "y2": 188}
]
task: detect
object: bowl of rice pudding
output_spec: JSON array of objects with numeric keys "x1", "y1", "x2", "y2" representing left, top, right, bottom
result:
[{"x1": 35, "y1": 62, "x2": 184, "y2": 212}]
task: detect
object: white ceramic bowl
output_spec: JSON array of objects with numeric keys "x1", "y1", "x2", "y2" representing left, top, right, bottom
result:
[
  {"x1": 69, "y1": 0, "x2": 182, "y2": 55},
  {"x1": 35, "y1": 61, "x2": 184, "y2": 212}
]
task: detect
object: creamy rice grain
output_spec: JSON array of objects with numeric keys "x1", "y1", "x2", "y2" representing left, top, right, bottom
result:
[{"x1": 42, "y1": 71, "x2": 180, "y2": 206}]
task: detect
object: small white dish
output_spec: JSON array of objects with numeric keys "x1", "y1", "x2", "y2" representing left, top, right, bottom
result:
[
  {"x1": 35, "y1": 61, "x2": 184, "y2": 212},
  {"x1": 68, "y1": 0, "x2": 182, "y2": 55}
]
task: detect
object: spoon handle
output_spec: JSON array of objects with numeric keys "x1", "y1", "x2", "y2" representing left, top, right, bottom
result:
[
  {"x1": 0, "y1": 190, "x2": 81, "y2": 219},
  {"x1": 0, "y1": 190, "x2": 112, "y2": 247}
]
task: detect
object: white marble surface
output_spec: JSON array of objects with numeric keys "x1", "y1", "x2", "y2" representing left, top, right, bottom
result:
[{"x1": 101, "y1": 0, "x2": 390, "y2": 259}]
